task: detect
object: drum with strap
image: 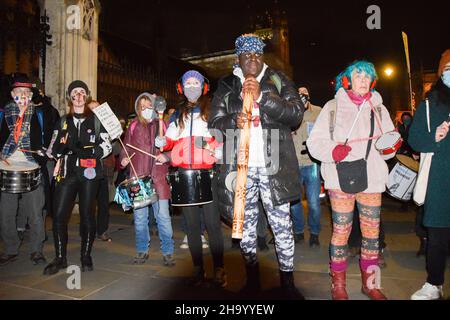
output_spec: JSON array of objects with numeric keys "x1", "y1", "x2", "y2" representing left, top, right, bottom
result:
[
  {"x1": 0, "y1": 161, "x2": 41, "y2": 193},
  {"x1": 167, "y1": 168, "x2": 214, "y2": 206},
  {"x1": 386, "y1": 154, "x2": 419, "y2": 201},
  {"x1": 114, "y1": 175, "x2": 158, "y2": 211},
  {"x1": 374, "y1": 131, "x2": 403, "y2": 160}
]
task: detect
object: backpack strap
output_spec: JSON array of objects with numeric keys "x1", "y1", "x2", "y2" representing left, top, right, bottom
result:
[
  {"x1": 269, "y1": 73, "x2": 282, "y2": 94},
  {"x1": 94, "y1": 115, "x2": 101, "y2": 138},
  {"x1": 328, "y1": 99, "x2": 337, "y2": 141}
]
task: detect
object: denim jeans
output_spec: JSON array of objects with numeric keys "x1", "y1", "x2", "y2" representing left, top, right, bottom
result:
[
  {"x1": 133, "y1": 199, "x2": 174, "y2": 255},
  {"x1": 290, "y1": 164, "x2": 321, "y2": 235}
]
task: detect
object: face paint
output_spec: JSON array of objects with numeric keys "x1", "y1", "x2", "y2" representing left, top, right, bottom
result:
[{"x1": 70, "y1": 88, "x2": 87, "y2": 108}]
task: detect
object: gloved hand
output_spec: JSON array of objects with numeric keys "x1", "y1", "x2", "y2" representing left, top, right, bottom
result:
[
  {"x1": 213, "y1": 147, "x2": 223, "y2": 161},
  {"x1": 155, "y1": 136, "x2": 167, "y2": 148},
  {"x1": 332, "y1": 144, "x2": 352, "y2": 162}
]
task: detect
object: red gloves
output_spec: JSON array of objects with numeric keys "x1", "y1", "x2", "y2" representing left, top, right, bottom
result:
[{"x1": 332, "y1": 144, "x2": 352, "y2": 162}]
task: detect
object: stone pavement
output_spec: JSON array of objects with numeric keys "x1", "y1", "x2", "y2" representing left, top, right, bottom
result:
[{"x1": 0, "y1": 196, "x2": 449, "y2": 300}]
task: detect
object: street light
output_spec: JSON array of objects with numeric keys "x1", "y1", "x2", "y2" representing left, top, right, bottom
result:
[{"x1": 384, "y1": 67, "x2": 394, "y2": 78}]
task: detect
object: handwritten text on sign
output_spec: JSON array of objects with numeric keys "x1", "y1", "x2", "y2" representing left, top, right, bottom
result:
[{"x1": 92, "y1": 102, "x2": 123, "y2": 140}]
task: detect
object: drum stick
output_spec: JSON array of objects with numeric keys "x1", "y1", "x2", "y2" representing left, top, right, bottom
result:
[
  {"x1": 126, "y1": 143, "x2": 158, "y2": 159},
  {"x1": 18, "y1": 149, "x2": 40, "y2": 154},
  {"x1": 119, "y1": 138, "x2": 139, "y2": 180}
]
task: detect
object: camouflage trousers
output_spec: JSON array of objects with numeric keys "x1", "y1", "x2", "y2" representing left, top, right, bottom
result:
[{"x1": 240, "y1": 167, "x2": 295, "y2": 272}]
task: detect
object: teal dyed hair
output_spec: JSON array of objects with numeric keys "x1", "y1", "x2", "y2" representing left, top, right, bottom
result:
[{"x1": 335, "y1": 60, "x2": 378, "y2": 92}]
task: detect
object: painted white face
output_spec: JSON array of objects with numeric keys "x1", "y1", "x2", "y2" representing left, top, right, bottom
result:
[
  {"x1": 11, "y1": 87, "x2": 33, "y2": 108},
  {"x1": 70, "y1": 87, "x2": 87, "y2": 109},
  {"x1": 351, "y1": 71, "x2": 372, "y2": 96}
]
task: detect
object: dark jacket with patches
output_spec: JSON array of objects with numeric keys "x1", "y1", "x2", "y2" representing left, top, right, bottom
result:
[
  {"x1": 51, "y1": 114, "x2": 109, "y2": 181},
  {"x1": 208, "y1": 67, "x2": 304, "y2": 226}
]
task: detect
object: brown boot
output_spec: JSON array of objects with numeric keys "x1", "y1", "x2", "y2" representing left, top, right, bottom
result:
[
  {"x1": 361, "y1": 268, "x2": 387, "y2": 300},
  {"x1": 331, "y1": 270, "x2": 348, "y2": 300}
]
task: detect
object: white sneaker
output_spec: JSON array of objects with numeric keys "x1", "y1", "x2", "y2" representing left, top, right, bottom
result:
[
  {"x1": 201, "y1": 235, "x2": 209, "y2": 249},
  {"x1": 180, "y1": 235, "x2": 189, "y2": 249},
  {"x1": 411, "y1": 282, "x2": 443, "y2": 300}
]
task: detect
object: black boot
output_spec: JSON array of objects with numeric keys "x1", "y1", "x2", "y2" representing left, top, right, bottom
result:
[
  {"x1": 416, "y1": 237, "x2": 427, "y2": 257},
  {"x1": 280, "y1": 271, "x2": 305, "y2": 300},
  {"x1": 43, "y1": 257, "x2": 68, "y2": 275},
  {"x1": 81, "y1": 255, "x2": 93, "y2": 272},
  {"x1": 240, "y1": 263, "x2": 261, "y2": 297},
  {"x1": 257, "y1": 236, "x2": 269, "y2": 251}
]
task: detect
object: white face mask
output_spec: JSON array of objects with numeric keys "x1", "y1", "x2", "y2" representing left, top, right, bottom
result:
[
  {"x1": 141, "y1": 108, "x2": 155, "y2": 120},
  {"x1": 184, "y1": 86, "x2": 202, "y2": 103},
  {"x1": 442, "y1": 70, "x2": 450, "y2": 88}
]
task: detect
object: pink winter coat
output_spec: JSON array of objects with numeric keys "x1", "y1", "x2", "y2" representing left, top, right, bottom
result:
[
  {"x1": 306, "y1": 88, "x2": 395, "y2": 193},
  {"x1": 119, "y1": 118, "x2": 170, "y2": 200}
]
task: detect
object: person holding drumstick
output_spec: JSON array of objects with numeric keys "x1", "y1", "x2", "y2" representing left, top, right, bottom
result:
[
  {"x1": 0, "y1": 74, "x2": 48, "y2": 266},
  {"x1": 208, "y1": 34, "x2": 304, "y2": 299},
  {"x1": 119, "y1": 92, "x2": 175, "y2": 266},
  {"x1": 154, "y1": 70, "x2": 227, "y2": 288},
  {"x1": 43, "y1": 80, "x2": 112, "y2": 275},
  {"x1": 307, "y1": 60, "x2": 395, "y2": 300}
]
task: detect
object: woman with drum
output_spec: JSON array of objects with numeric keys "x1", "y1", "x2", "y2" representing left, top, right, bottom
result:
[
  {"x1": 307, "y1": 61, "x2": 395, "y2": 300},
  {"x1": 155, "y1": 70, "x2": 227, "y2": 288},
  {"x1": 409, "y1": 50, "x2": 450, "y2": 300},
  {"x1": 43, "y1": 80, "x2": 112, "y2": 275},
  {"x1": 119, "y1": 92, "x2": 175, "y2": 266}
]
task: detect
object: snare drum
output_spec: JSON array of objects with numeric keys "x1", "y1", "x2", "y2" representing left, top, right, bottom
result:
[
  {"x1": 167, "y1": 168, "x2": 214, "y2": 206},
  {"x1": 114, "y1": 175, "x2": 158, "y2": 210},
  {"x1": 375, "y1": 131, "x2": 403, "y2": 160},
  {"x1": 386, "y1": 154, "x2": 419, "y2": 201},
  {"x1": 0, "y1": 161, "x2": 41, "y2": 194}
]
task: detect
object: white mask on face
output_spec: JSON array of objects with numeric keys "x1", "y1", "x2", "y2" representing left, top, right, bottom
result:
[
  {"x1": 442, "y1": 70, "x2": 450, "y2": 88},
  {"x1": 184, "y1": 86, "x2": 202, "y2": 103},
  {"x1": 141, "y1": 108, "x2": 155, "y2": 120}
]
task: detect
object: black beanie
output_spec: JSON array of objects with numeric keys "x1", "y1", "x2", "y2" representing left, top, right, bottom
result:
[{"x1": 67, "y1": 80, "x2": 90, "y2": 96}]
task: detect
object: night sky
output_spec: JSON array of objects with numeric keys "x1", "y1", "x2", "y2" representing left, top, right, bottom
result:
[{"x1": 100, "y1": 0, "x2": 449, "y2": 106}]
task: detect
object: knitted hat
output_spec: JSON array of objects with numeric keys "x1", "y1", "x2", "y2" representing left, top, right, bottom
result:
[
  {"x1": 235, "y1": 33, "x2": 265, "y2": 55},
  {"x1": 181, "y1": 70, "x2": 204, "y2": 87},
  {"x1": 438, "y1": 49, "x2": 450, "y2": 77},
  {"x1": 67, "y1": 80, "x2": 90, "y2": 96}
]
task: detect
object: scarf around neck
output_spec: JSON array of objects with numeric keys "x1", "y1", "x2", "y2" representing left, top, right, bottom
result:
[{"x1": 346, "y1": 90, "x2": 372, "y2": 106}]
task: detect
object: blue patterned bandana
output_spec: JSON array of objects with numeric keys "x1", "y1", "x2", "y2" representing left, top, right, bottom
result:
[{"x1": 235, "y1": 34, "x2": 265, "y2": 55}]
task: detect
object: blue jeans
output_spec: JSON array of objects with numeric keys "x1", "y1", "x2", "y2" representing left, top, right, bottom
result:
[
  {"x1": 133, "y1": 199, "x2": 174, "y2": 255},
  {"x1": 290, "y1": 164, "x2": 321, "y2": 235}
]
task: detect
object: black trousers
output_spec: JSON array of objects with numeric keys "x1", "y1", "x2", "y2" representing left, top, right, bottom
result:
[
  {"x1": 426, "y1": 227, "x2": 450, "y2": 286},
  {"x1": 96, "y1": 178, "x2": 110, "y2": 236},
  {"x1": 52, "y1": 175, "x2": 99, "y2": 259},
  {"x1": 415, "y1": 206, "x2": 428, "y2": 239}
]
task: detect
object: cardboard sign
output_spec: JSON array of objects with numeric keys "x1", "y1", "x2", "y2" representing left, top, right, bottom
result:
[{"x1": 92, "y1": 102, "x2": 123, "y2": 140}]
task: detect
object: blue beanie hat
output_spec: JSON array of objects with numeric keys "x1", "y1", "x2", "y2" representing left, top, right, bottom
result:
[
  {"x1": 181, "y1": 70, "x2": 204, "y2": 87},
  {"x1": 235, "y1": 34, "x2": 265, "y2": 55}
]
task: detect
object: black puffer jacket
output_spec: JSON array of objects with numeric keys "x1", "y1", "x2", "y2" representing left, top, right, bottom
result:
[{"x1": 208, "y1": 67, "x2": 304, "y2": 226}]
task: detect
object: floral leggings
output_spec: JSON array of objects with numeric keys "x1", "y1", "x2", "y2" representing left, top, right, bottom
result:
[{"x1": 328, "y1": 190, "x2": 381, "y2": 272}]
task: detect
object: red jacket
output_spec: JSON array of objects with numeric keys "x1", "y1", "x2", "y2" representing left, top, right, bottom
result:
[{"x1": 164, "y1": 108, "x2": 220, "y2": 170}]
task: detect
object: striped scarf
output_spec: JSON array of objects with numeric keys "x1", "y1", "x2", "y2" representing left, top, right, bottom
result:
[{"x1": 1, "y1": 101, "x2": 35, "y2": 162}]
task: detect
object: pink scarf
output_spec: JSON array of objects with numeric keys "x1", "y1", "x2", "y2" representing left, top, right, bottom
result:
[{"x1": 346, "y1": 90, "x2": 372, "y2": 106}]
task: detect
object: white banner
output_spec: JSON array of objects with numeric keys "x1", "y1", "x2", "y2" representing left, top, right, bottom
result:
[{"x1": 92, "y1": 102, "x2": 123, "y2": 140}]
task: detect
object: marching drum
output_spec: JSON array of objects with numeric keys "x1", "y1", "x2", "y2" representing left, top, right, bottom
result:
[
  {"x1": 114, "y1": 175, "x2": 158, "y2": 210},
  {"x1": 374, "y1": 131, "x2": 403, "y2": 160},
  {"x1": 386, "y1": 154, "x2": 419, "y2": 201},
  {"x1": 167, "y1": 168, "x2": 214, "y2": 206},
  {"x1": 0, "y1": 161, "x2": 41, "y2": 194}
]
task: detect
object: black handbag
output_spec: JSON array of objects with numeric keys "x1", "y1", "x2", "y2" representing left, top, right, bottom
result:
[{"x1": 336, "y1": 110, "x2": 375, "y2": 194}]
